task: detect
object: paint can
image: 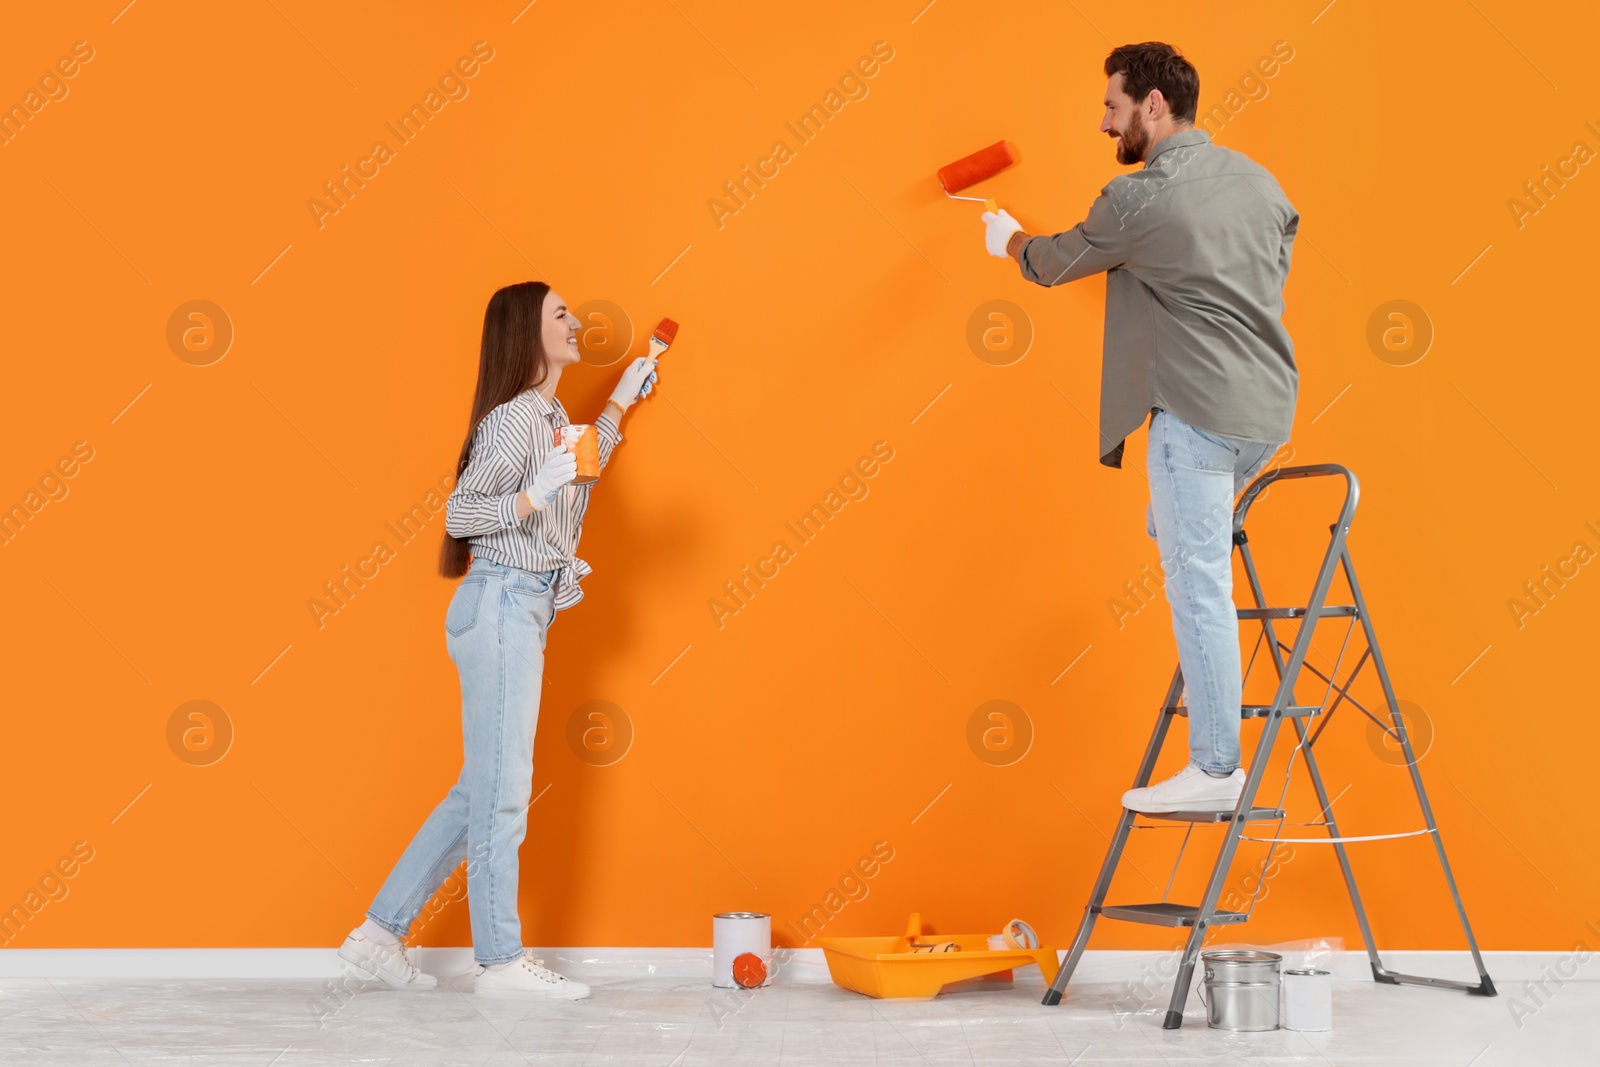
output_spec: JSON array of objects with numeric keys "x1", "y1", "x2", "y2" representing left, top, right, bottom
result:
[
  {"x1": 1199, "y1": 950, "x2": 1281, "y2": 1031},
  {"x1": 712, "y1": 912, "x2": 770, "y2": 988},
  {"x1": 1282, "y1": 968, "x2": 1332, "y2": 1031},
  {"x1": 554, "y1": 424, "x2": 600, "y2": 484}
]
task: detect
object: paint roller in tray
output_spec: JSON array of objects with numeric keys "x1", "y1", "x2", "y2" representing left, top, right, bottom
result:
[{"x1": 937, "y1": 140, "x2": 1018, "y2": 214}]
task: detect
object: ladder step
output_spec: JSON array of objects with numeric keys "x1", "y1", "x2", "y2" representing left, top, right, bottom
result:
[
  {"x1": 1237, "y1": 605, "x2": 1358, "y2": 619},
  {"x1": 1166, "y1": 704, "x2": 1321, "y2": 718},
  {"x1": 1139, "y1": 807, "x2": 1285, "y2": 823},
  {"x1": 1100, "y1": 902, "x2": 1251, "y2": 927}
]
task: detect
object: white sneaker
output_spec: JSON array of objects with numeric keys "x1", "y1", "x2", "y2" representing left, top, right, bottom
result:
[
  {"x1": 337, "y1": 930, "x2": 438, "y2": 989},
  {"x1": 472, "y1": 950, "x2": 591, "y2": 1000},
  {"x1": 1122, "y1": 764, "x2": 1244, "y2": 814}
]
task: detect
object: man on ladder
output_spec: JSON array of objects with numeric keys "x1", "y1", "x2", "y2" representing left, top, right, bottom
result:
[
  {"x1": 982, "y1": 40, "x2": 1298, "y2": 813},
  {"x1": 978, "y1": 42, "x2": 1495, "y2": 1028}
]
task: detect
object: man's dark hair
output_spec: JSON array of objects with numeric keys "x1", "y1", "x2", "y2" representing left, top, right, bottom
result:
[{"x1": 1105, "y1": 42, "x2": 1198, "y2": 124}]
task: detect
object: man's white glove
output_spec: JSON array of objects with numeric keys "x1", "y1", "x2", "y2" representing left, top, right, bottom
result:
[
  {"x1": 609, "y1": 356, "x2": 660, "y2": 413},
  {"x1": 982, "y1": 208, "x2": 1023, "y2": 258},
  {"x1": 527, "y1": 445, "x2": 578, "y2": 509}
]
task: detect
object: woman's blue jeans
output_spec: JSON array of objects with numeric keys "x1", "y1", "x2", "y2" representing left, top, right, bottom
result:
[
  {"x1": 364, "y1": 556, "x2": 557, "y2": 966},
  {"x1": 1144, "y1": 408, "x2": 1282, "y2": 775}
]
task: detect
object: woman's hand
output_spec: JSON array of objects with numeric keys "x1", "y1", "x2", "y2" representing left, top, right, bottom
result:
[
  {"x1": 608, "y1": 356, "x2": 660, "y2": 415},
  {"x1": 515, "y1": 444, "x2": 578, "y2": 518}
]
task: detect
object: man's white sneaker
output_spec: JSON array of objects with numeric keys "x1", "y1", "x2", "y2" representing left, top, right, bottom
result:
[
  {"x1": 472, "y1": 950, "x2": 591, "y2": 1000},
  {"x1": 337, "y1": 930, "x2": 438, "y2": 989},
  {"x1": 1121, "y1": 764, "x2": 1244, "y2": 814}
]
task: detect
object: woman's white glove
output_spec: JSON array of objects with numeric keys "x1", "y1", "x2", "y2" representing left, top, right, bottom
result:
[
  {"x1": 982, "y1": 208, "x2": 1023, "y2": 257},
  {"x1": 527, "y1": 445, "x2": 577, "y2": 509},
  {"x1": 608, "y1": 356, "x2": 660, "y2": 413}
]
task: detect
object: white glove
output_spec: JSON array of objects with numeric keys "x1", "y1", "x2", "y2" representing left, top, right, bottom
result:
[
  {"x1": 982, "y1": 208, "x2": 1023, "y2": 257},
  {"x1": 609, "y1": 355, "x2": 660, "y2": 412},
  {"x1": 527, "y1": 445, "x2": 577, "y2": 509}
]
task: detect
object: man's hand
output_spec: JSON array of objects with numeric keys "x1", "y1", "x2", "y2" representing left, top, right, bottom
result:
[{"x1": 982, "y1": 208, "x2": 1024, "y2": 257}]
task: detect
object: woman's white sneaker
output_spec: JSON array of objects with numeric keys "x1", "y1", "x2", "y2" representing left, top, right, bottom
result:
[
  {"x1": 1122, "y1": 763, "x2": 1244, "y2": 813},
  {"x1": 337, "y1": 930, "x2": 438, "y2": 989},
  {"x1": 473, "y1": 950, "x2": 591, "y2": 1000}
]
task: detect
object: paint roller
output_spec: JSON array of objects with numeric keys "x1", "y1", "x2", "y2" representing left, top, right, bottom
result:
[{"x1": 937, "y1": 140, "x2": 1017, "y2": 213}]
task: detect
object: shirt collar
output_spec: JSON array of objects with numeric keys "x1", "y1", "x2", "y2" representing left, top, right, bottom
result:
[
  {"x1": 1144, "y1": 127, "x2": 1210, "y2": 167},
  {"x1": 525, "y1": 386, "x2": 565, "y2": 420}
]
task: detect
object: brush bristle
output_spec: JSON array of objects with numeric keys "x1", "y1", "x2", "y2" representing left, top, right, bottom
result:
[{"x1": 652, "y1": 318, "x2": 679, "y2": 346}]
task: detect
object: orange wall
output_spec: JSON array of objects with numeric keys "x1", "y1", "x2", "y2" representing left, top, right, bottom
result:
[{"x1": 3, "y1": 0, "x2": 1597, "y2": 956}]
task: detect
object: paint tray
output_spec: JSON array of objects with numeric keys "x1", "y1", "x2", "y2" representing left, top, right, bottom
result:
[{"x1": 817, "y1": 912, "x2": 1059, "y2": 1000}]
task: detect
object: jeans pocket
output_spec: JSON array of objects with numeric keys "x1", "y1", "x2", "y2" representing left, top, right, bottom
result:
[
  {"x1": 508, "y1": 569, "x2": 553, "y2": 599},
  {"x1": 1185, "y1": 421, "x2": 1244, "y2": 473},
  {"x1": 1236, "y1": 443, "x2": 1279, "y2": 489},
  {"x1": 445, "y1": 577, "x2": 487, "y2": 636}
]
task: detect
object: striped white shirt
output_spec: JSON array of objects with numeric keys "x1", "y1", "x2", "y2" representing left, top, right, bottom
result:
[{"x1": 444, "y1": 387, "x2": 622, "y2": 611}]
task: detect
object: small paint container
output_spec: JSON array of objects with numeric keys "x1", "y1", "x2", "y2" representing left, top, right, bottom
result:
[
  {"x1": 1282, "y1": 968, "x2": 1332, "y2": 1031},
  {"x1": 554, "y1": 424, "x2": 600, "y2": 483},
  {"x1": 712, "y1": 912, "x2": 770, "y2": 989}
]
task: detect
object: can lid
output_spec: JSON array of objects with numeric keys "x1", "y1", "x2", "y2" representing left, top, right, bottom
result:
[
  {"x1": 1200, "y1": 950, "x2": 1282, "y2": 964},
  {"x1": 1283, "y1": 968, "x2": 1331, "y2": 976},
  {"x1": 713, "y1": 911, "x2": 770, "y2": 919}
]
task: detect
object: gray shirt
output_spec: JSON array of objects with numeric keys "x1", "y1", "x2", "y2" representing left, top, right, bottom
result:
[{"x1": 1016, "y1": 128, "x2": 1298, "y2": 468}]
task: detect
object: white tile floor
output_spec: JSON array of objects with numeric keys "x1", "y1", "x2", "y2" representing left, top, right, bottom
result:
[{"x1": 1, "y1": 966, "x2": 1593, "y2": 1066}]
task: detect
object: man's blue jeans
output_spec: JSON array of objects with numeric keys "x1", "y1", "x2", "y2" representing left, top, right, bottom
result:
[
  {"x1": 364, "y1": 556, "x2": 557, "y2": 966},
  {"x1": 1144, "y1": 409, "x2": 1282, "y2": 774}
]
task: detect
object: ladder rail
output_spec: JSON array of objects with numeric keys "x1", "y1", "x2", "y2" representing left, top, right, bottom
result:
[
  {"x1": 1236, "y1": 532, "x2": 1388, "y2": 980},
  {"x1": 1338, "y1": 544, "x2": 1496, "y2": 993},
  {"x1": 1042, "y1": 666, "x2": 1186, "y2": 1005},
  {"x1": 1234, "y1": 462, "x2": 1359, "y2": 535}
]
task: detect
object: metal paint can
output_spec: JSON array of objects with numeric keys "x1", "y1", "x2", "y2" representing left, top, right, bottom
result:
[
  {"x1": 1282, "y1": 968, "x2": 1332, "y2": 1031},
  {"x1": 1199, "y1": 950, "x2": 1281, "y2": 1031},
  {"x1": 712, "y1": 912, "x2": 770, "y2": 989}
]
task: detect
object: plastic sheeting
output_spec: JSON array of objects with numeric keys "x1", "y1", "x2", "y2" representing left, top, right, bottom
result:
[{"x1": 1, "y1": 959, "x2": 1591, "y2": 1065}]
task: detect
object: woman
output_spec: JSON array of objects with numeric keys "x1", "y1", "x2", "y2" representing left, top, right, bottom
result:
[{"x1": 335, "y1": 280, "x2": 660, "y2": 998}]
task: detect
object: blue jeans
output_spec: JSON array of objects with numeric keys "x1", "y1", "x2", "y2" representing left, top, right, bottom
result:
[
  {"x1": 364, "y1": 556, "x2": 557, "y2": 966},
  {"x1": 1144, "y1": 409, "x2": 1281, "y2": 774}
]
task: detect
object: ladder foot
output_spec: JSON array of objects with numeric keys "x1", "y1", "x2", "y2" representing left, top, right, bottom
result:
[
  {"x1": 1371, "y1": 963, "x2": 1400, "y2": 985},
  {"x1": 1473, "y1": 977, "x2": 1498, "y2": 997},
  {"x1": 1162, "y1": 1009, "x2": 1185, "y2": 1030},
  {"x1": 1041, "y1": 989, "x2": 1063, "y2": 1006}
]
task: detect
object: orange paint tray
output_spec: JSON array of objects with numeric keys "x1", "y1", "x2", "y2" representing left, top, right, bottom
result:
[{"x1": 817, "y1": 912, "x2": 1059, "y2": 1000}]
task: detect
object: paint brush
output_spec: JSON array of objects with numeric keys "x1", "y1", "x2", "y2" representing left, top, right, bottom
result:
[{"x1": 648, "y1": 317, "x2": 678, "y2": 360}]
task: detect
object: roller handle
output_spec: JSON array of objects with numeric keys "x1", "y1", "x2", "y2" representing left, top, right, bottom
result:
[{"x1": 985, "y1": 198, "x2": 997, "y2": 213}]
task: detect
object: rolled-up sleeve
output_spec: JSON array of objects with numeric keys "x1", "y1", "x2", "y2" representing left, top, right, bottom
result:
[
  {"x1": 1017, "y1": 179, "x2": 1133, "y2": 287},
  {"x1": 445, "y1": 408, "x2": 526, "y2": 537},
  {"x1": 595, "y1": 410, "x2": 623, "y2": 471}
]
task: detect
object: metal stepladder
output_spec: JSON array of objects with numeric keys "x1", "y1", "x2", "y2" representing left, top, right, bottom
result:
[{"x1": 1042, "y1": 464, "x2": 1496, "y2": 1028}]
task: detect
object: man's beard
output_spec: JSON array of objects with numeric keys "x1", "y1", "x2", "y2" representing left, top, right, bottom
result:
[{"x1": 1115, "y1": 109, "x2": 1149, "y2": 165}]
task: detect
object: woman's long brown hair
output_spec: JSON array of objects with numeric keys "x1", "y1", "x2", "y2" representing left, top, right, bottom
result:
[{"x1": 439, "y1": 281, "x2": 552, "y2": 579}]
